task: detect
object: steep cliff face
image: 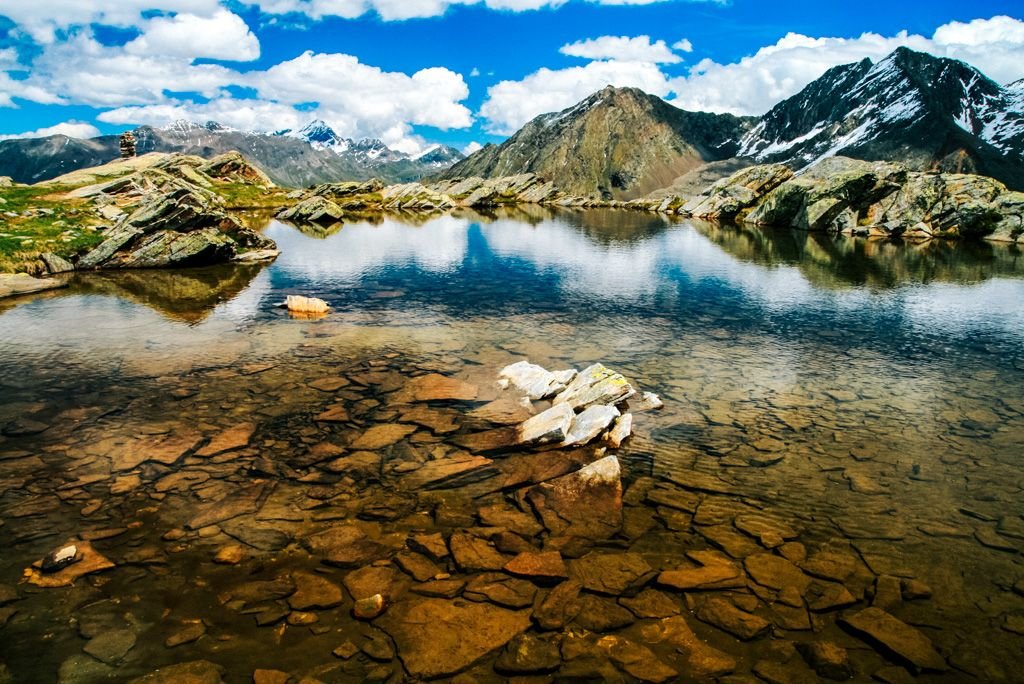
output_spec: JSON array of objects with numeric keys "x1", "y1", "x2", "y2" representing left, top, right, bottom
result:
[{"x1": 439, "y1": 86, "x2": 755, "y2": 200}]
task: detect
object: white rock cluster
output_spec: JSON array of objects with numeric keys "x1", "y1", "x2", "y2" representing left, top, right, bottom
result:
[{"x1": 498, "y1": 361, "x2": 662, "y2": 449}]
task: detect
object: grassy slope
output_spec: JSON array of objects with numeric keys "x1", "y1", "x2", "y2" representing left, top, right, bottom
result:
[{"x1": 0, "y1": 185, "x2": 105, "y2": 272}]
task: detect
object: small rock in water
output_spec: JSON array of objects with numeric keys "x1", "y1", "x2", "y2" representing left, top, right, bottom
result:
[
  {"x1": 213, "y1": 545, "x2": 245, "y2": 565},
  {"x1": 285, "y1": 295, "x2": 330, "y2": 314},
  {"x1": 563, "y1": 405, "x2": 620, "y2": 447},
  {"x1": 353, "y1": 593, "x2": 386, "y2": 620},
  {"x1": 517, "y1": 403, "x2": 575, "y2": 446},
  {"x1": 631, "y1": 391, "x2": 664, "y2": 412},
  {"x1": 553, "y1": 363, "x2": 636, "y2": 411},
  {"x1": 164, "y1": 622, "x2": 206, "y2": 648},
  {"x1": 606, "y1": 413, "x2": 633, "y2": 448},
  {"x1": 41, "y1": 545, "x2": 80, "y2": 573},
  {"x1": 499, "y1": 361, "x2": 577, "y2": 400},
  {"x1": 333, "y1": 641, "x2": 359, "y2": 659}
]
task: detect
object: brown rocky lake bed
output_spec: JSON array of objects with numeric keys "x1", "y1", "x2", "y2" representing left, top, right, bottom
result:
[{"x1": 0, "y1": 209, "x2": 1022, "y2": 682}]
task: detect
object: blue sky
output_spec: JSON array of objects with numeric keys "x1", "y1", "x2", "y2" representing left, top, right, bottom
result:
[{"x1": 1, "y1": 1, "x2": 1023, "y2": 153}]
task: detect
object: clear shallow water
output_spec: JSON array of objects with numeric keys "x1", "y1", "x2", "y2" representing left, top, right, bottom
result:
[{"x1": 0, "y1": 209, "x2": 1022, "y2": 682}]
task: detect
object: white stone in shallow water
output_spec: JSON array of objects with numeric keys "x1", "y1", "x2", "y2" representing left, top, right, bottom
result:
[
  {"x1": 563, "y1": 405, "x2": 620, "y2": 447},
  {"x1": 499, "y1": 361, "x2": 577, "y2": 400},
  {"x1": 286, "y1": 295, "x2": 329, "y2": 314},
  {"x1": 606, "y1": 413, "x2": 633, "y2": 448},
  {"x1": 553, "y1": 363, "x2": 636, "y2": 410},
  {"x1": 518, "y1": 403, "x2": 574, "y2": 446},
  {"x1": 632, "y1": 392, "x2": 664, "y2": 412}
]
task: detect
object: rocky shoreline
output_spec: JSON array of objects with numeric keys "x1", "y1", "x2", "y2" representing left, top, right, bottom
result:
[
  {"x1": 2, "y1": 151, "x2": 1021, "y2": 299},
  {"x1": 277, "y1": 157, "x2": 1023, "y2": 245}
]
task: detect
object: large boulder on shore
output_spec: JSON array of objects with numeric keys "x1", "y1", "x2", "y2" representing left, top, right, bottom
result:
[
  {"x1": 79, "y1": 187, "x2": 276, "y2": 269},
  {"x1": 745, "y1": 158, "x2": 906, "y2": 232},
  {"x1": 380, "y1": 183, "x2": 456, "y2": 211},
  {"x1": 990, "y1": 191, "x2": 1024, "y2": 243},
  {"x1": 863, "y1": 172, "x2": 1008, "y2": 239},
  {"x1": 724, "y1": 157, "x2": 1022, "y2": 242},
  {"x1": 200, "y1": 152, "x2": 274, "y2": 187},
  {"x1": 681, "y1": 164, "x2": 793, "y2": 219},
  {"x1": 430, "y1": 174, "x2": 562, "y2": 207},
  {"x1": 276, "y1": 196, "x2": 345, "y2": 225}
]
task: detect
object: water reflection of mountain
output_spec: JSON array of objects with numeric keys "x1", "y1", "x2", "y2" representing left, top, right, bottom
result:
[
  {"x1": 71, "y1": 263, "x2": 268, "y2": 323},
  {"x1": 691, "y1": 221, "x2": 1024, "y2": 289}
]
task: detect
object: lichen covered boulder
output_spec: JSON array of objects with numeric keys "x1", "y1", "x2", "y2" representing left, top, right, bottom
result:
[
  {"x1": 681, "y1": 164, "x2": 794, "y2": 219},
  {"x1": 745, "y1": 158, "x2": 906, "y2": 231},
  {"x1": 276, "y1": 196, "x2": 345, "y2": 225},
  {"x1": 79, "y1": 187, "x2": 276, "y2": 269}
]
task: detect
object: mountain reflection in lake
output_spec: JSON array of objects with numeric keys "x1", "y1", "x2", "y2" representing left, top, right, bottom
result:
[{"x1": 0, "y1": 209, "x2": 1022, "y2": 683}]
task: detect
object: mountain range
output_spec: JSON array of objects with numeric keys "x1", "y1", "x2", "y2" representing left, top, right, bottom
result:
[
  {"x1": 2, "y1": 47, "x2": 1022, "y2": 197},
  {"x1": 0, "y1": 120, "x2": 465, "y2": 188},
  {"x1": 440, "y1": 47, "x2": 1024, "y2": 197}
]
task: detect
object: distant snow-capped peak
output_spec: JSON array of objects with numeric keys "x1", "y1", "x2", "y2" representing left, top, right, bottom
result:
[
  {"x1": 284, "y1": 120, "x2": 352, "y2": 152},
  {"x1": 160, "y1": 119, "x2": 234, "y2": 134}
]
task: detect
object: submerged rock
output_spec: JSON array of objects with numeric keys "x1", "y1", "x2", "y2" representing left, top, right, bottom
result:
[
  {"x1": 841, "y1": 607, "x2": 947, "y2": 672},
  {"x1": 641, "y1": 615, "x2": 737, "y2": 678},
  {"x1": 495, "y1": 633, "x2": 562, "y2": 674},
  {"x1": 526, "y1": 455, "x2": 623, "y2": 539},
  {"x1": 377, "y1": 598, "x2": 531, "y2": 679},
  {"x1": 696, "y1": 597, "x2": 771, "y2": 640},
  {"x1": 128, "y1": 660, "x2": 225, "y2": 683}
]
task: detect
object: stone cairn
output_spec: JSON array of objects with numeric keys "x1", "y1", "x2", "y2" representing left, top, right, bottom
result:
[{"x1": 119, "y1": 132, "x2": 137, "y2": 159}]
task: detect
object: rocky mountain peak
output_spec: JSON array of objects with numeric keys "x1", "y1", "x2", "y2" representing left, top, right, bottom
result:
[
  {"x1": 736, "y1": 46, "x2": 1024, "y2": 188},
  {"x1": 441, "y1": 84, "x2": 754, "y2": 199}
]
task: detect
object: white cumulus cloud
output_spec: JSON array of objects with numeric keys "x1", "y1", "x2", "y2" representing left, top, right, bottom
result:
[
  {"x1": 247, "y1": 0, "x2": 705, "y2": 22},
  {"x1": 560, "y1": 35, "x2": 682, "y2": 63},
  {"x1": 124, "y1": 9, "x2": 260, "y2": 62},
  {"x1": 0, "y1": 0, "x2": 223, "y2": 43},
  {"x1": 673, "y1": 38, "x2": 693, "y2": 53},
  {"x1": 0, "y1": 120, "x2": 101, "y2": 140}
]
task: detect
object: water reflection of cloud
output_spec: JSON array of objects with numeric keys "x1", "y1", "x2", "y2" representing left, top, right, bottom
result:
[
  {"x1": 265, "y1": 217, "x2": 469, "y2": 283},
  {"x1": 262, "y1": 213, "x2": 1024, "y2": 343}
]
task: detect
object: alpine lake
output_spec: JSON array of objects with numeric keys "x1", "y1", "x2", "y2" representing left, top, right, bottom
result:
[{"x1": 1, "y1": 207, "x2": 1022, "y2": 683}]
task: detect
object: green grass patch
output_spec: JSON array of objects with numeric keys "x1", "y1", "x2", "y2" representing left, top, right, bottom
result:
[
  {"x1": 215, "y1": 182, "x2": 294, "y2": 210},
  {"x1": 0, "y1": 185, "x2": 106, "y2": 273}
]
